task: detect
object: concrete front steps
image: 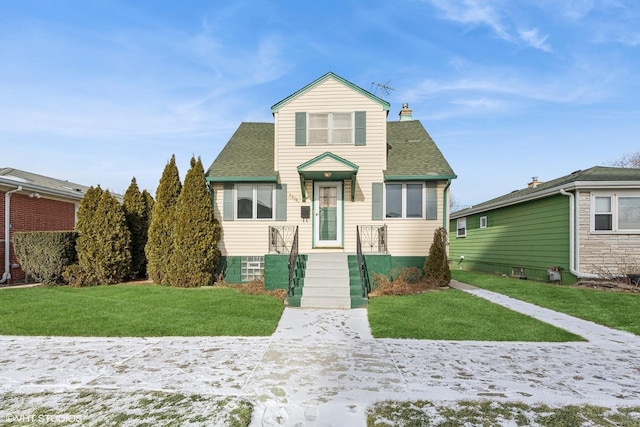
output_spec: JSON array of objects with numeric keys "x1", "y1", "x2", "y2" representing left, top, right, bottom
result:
[{"x1": 289, "y1": 253, "x2": 367, "y2": 309}]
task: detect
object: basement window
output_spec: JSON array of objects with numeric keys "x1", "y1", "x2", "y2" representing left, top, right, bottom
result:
[{"x1": 241, "y1": 256, "x2": 264, "y2": 282}]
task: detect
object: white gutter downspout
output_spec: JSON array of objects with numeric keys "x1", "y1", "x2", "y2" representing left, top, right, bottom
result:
[
  {"x1": 1, "y1": 186, "x2": 22, "y2": 284},
  {"x1": 560, "y1": 188, "x2": 599, "y2": 279},
  {"x1": 443, "y1": 179, "x2": 452, "y2": 230}
]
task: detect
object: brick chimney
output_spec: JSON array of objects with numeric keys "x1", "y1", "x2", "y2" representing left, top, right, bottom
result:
[
  {"x1": 399, "y1": 103, "x2": 413, "y2": 121},
  {"x1": 528, "y1": 177, "x2": 542, "y2": 188}
]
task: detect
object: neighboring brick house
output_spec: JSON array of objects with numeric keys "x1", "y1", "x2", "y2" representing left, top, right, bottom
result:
[
  {"x1": 1, "y1": 168, "x2": 89, "y2": 284},
  {"x1": 450, "y1": 166, "x2": 640, "y2": 283}
]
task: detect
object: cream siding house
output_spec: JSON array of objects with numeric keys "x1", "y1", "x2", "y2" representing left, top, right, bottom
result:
[{"x1": 206, "y1": 72, "x2": 456, "y2": 305}]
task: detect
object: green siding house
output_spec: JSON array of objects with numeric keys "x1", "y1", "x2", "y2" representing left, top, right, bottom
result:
[
  {"x1": 450, "y1": 167, "x2": 640, "y2": 283},
  {"x1": 205, "y1": 72, "x2": 456, "y2": 306}
]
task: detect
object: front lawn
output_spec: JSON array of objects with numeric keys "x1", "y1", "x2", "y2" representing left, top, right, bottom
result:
[
  {"x1": 0, "y1": 284, "x2": 284, "y2": 337},
  {"x1": 452, "y1": 270, "x2": 640, "y2": 336},
  {"x1": 367, "y1": 288, "x2": 582, "y2": 341}
]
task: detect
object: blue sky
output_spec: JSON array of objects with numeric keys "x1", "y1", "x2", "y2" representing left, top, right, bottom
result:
[{"x1": 1, "y1": 0, "x2": 639, "y2": 208}]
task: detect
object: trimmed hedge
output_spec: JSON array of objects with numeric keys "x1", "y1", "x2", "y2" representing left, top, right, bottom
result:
[{"x1": 13, "y1": 231, "x2": 78, "y2": 285}]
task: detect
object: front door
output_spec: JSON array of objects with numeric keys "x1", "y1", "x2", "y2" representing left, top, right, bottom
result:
[{"x1": 314, "y1": 181, "x2": 343, "y2": 247}]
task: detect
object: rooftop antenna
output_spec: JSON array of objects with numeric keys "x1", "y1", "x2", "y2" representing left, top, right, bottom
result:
[{"x1": 370, "y1": 80, "x2": 395, "y2": 98}]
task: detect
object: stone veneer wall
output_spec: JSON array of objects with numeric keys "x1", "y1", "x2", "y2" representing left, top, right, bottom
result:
[{"x1": 577, "y1": 191, "x2": 640, "y2": 275}]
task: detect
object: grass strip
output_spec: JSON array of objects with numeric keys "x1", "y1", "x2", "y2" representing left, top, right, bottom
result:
[
  {"x1": 367, "y1": 400, "x2": 640, "y2": 427},
  {"x1": 0, "y1": 284, "x2": 283, "y2": 336},
  {"x1": 0, "y1": 390, "x2": 252, "y2": 427},
  {"x1": 452, "y1": 270, "x2": 640, "y2": 336},
  {"x1": 368, "y1": 288, "x2": 583, "y2": 341}
]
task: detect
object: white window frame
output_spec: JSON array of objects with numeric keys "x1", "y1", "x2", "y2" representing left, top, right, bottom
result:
[
  {"x1": 384, "y1": 182, "x2": 425, "y2": 219},
  {"x1": 590, "y1": 192, "x2": 640, "y2": 234},
  {"x1": 308, "y1": 112, "x2": 354, "y2": 145},
  {"x1": 456, "y1": 218, "x2": 467, "y2": 238},
  {"x1": 480, "y1": 216, "x2": 488, "y2": 229},
  {"x1": 235, "y1": 184, "x2": 275, "y2": 220}
]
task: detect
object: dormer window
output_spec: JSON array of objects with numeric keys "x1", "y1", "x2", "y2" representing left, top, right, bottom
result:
[{"x1": 309, "y1": 112, "x2": 353, "y2": 145}]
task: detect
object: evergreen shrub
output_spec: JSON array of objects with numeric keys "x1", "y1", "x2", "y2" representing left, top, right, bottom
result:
[
  {"x1": 13, "y1": 231, "x2": 78, "y2": 285},
  {"x1": 424, "y1": 227, "x2": 451, "y2": 287}
]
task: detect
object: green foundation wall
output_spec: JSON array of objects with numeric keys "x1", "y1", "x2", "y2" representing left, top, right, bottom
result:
[{"x1": 264, "y1": 254, "x2": 289, "y2": 290}]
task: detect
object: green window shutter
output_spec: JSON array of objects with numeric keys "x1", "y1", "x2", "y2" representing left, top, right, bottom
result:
[
  {"x1": 209, "y1": 185, "x2": 215, "y2": 208},
  {"x1": 223, "y1": 183, "x2": 234, "y2": 221},
  {"x1": 275, "y1": 184, "x2": 287, "y2": 221},
  {"x1": 354, "y1": 111, "x2": 366, "y2": 146},
  {"x1": 426, "y1": 181, "x2": 437, "y2": 220},
  {"x1": 372, "y1": 182, "x2": 383, "y2": 220},
  {"x1": 295, "y1": 112, "x2": 306, "y2": 146}
]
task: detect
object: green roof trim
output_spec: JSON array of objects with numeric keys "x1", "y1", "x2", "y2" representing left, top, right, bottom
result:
[
  {"x1": 297, "y1": 152, "x2": 359, "y2": 202},
  {"x1": 297, "y1": 151, "x2": 359, "y2": 173},
  {"x1": 271, "y1": 72, "x2": 391, "y2": 113},
  {"x1": 206, "y1": 176, "x2": 278, "y2": 183},
  {"x1": 385, "y1": 174, "x2": 457, "y2": 181},
  {"x1": 451, "y1": 166, "x2": 640, "y2": 219}
]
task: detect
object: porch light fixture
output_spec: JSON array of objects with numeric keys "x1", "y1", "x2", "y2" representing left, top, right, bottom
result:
[{"x1": 323, "y1": 172, "x2": 332, "y2": 178}]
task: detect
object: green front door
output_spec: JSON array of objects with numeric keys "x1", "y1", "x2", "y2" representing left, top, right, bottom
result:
[{"x1": 314, "y1": 181, "x2": 343, "y2": 247}]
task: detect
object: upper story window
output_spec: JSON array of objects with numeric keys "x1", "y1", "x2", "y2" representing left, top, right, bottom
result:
[
  {"x1": 592, "y1": 192, "x2": 640, "y2": 233},
  {"x1": 308, "y1": 112, "x2": 353, "y2": 145},
  {"x1": 237, "y1": 184, "x2": 274, "y2": 220}
]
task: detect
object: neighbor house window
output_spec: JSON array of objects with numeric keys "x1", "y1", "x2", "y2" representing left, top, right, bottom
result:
[
  {"x1": 480, "y1": 216, "x2": 488, "y2": 229},
  {"x1": 385, "y1": 183, "x2": 424, "y2": 219},
  {"x1": 308, "y1": 112, "x2": 353, "y2": 145},
  {"x1": 236, "y1": 184, "x2": 274, "y2": 219},
  {"x1": 592, "y1": 193, "x2": 640, "y2": 232},
  {"x1": 241, "y1": 256, "x2": 264, "y2": 282},
  {"x1": 456, "y1": 218, "x2": 467, "y2": 237}
]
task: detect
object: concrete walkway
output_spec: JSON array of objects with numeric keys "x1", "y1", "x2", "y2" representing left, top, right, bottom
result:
[{"x1": 1, "y1": 282, "x2": 640, "y2": 426}]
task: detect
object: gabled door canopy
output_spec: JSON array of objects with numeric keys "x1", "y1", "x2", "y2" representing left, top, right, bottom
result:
[{"x1": 297, "y1": 152, "x2": 359, "y2": 202}]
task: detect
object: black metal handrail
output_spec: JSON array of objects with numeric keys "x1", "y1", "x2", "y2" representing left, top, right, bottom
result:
[
  {"x1": 269, "y1": 225, "x2": 297, "y2": 254},
  {"x1": 356, "y1": 226, "x2": 371, "y2": 297},
  {"x1": 287, "y1": 226, "x2": 299, "y2": 297}
]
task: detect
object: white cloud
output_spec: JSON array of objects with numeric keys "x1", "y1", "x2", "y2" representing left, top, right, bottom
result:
[
  {"x1": 428, "y1": 0, "x2": 513, "y2": 42},
  {"x1": 518, "y1": 28, "x2": 552, "y2": 52}
]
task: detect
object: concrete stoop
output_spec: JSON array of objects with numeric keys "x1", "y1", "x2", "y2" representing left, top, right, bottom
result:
[{"x1": 300, "y1": 253, "x2": 352, "y2": 309}]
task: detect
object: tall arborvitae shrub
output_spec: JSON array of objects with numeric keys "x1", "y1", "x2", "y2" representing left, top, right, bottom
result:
[
  {"x1": 123, "y1": 177, "x2": 147, "y2": 279},
  {"x1": 167, "y1": 157, "x2": 221, "y2": 287},
  {"x1": 142, "y1": 189, "x2": 154, "y2": 230},
  {"x1": 66, "y1": 186, "x2": 104, "y2": 286},
  {"x1": 146, "y1": 155, "x2": 181, "y2": 285},
  {"x1": 75, "y1": 185, "x2": 103, "y2": 236},
  {"x1": 90, "y1": 191, "x2": 132, "y2": 284},
  {"x1": 424, "y1": 227, "x2": 451, "y2": 287}
]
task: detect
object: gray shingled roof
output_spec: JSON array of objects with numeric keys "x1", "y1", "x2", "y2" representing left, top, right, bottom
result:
[
  {"x1": 386, "y1": 120, "x2": 456, "y2": 179},
  {"x1": 0, "y1": 167, "x2": 89, "y2": 200},
  {"x1": 205, "y1": 122, "x2": 277, "y2": 181},
  {"x1": 206, "y1": 120, "x2": 456, "y2": 181},
  {"x1": 451, "y1": 166, "x2": 640, "y2": 218}
]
